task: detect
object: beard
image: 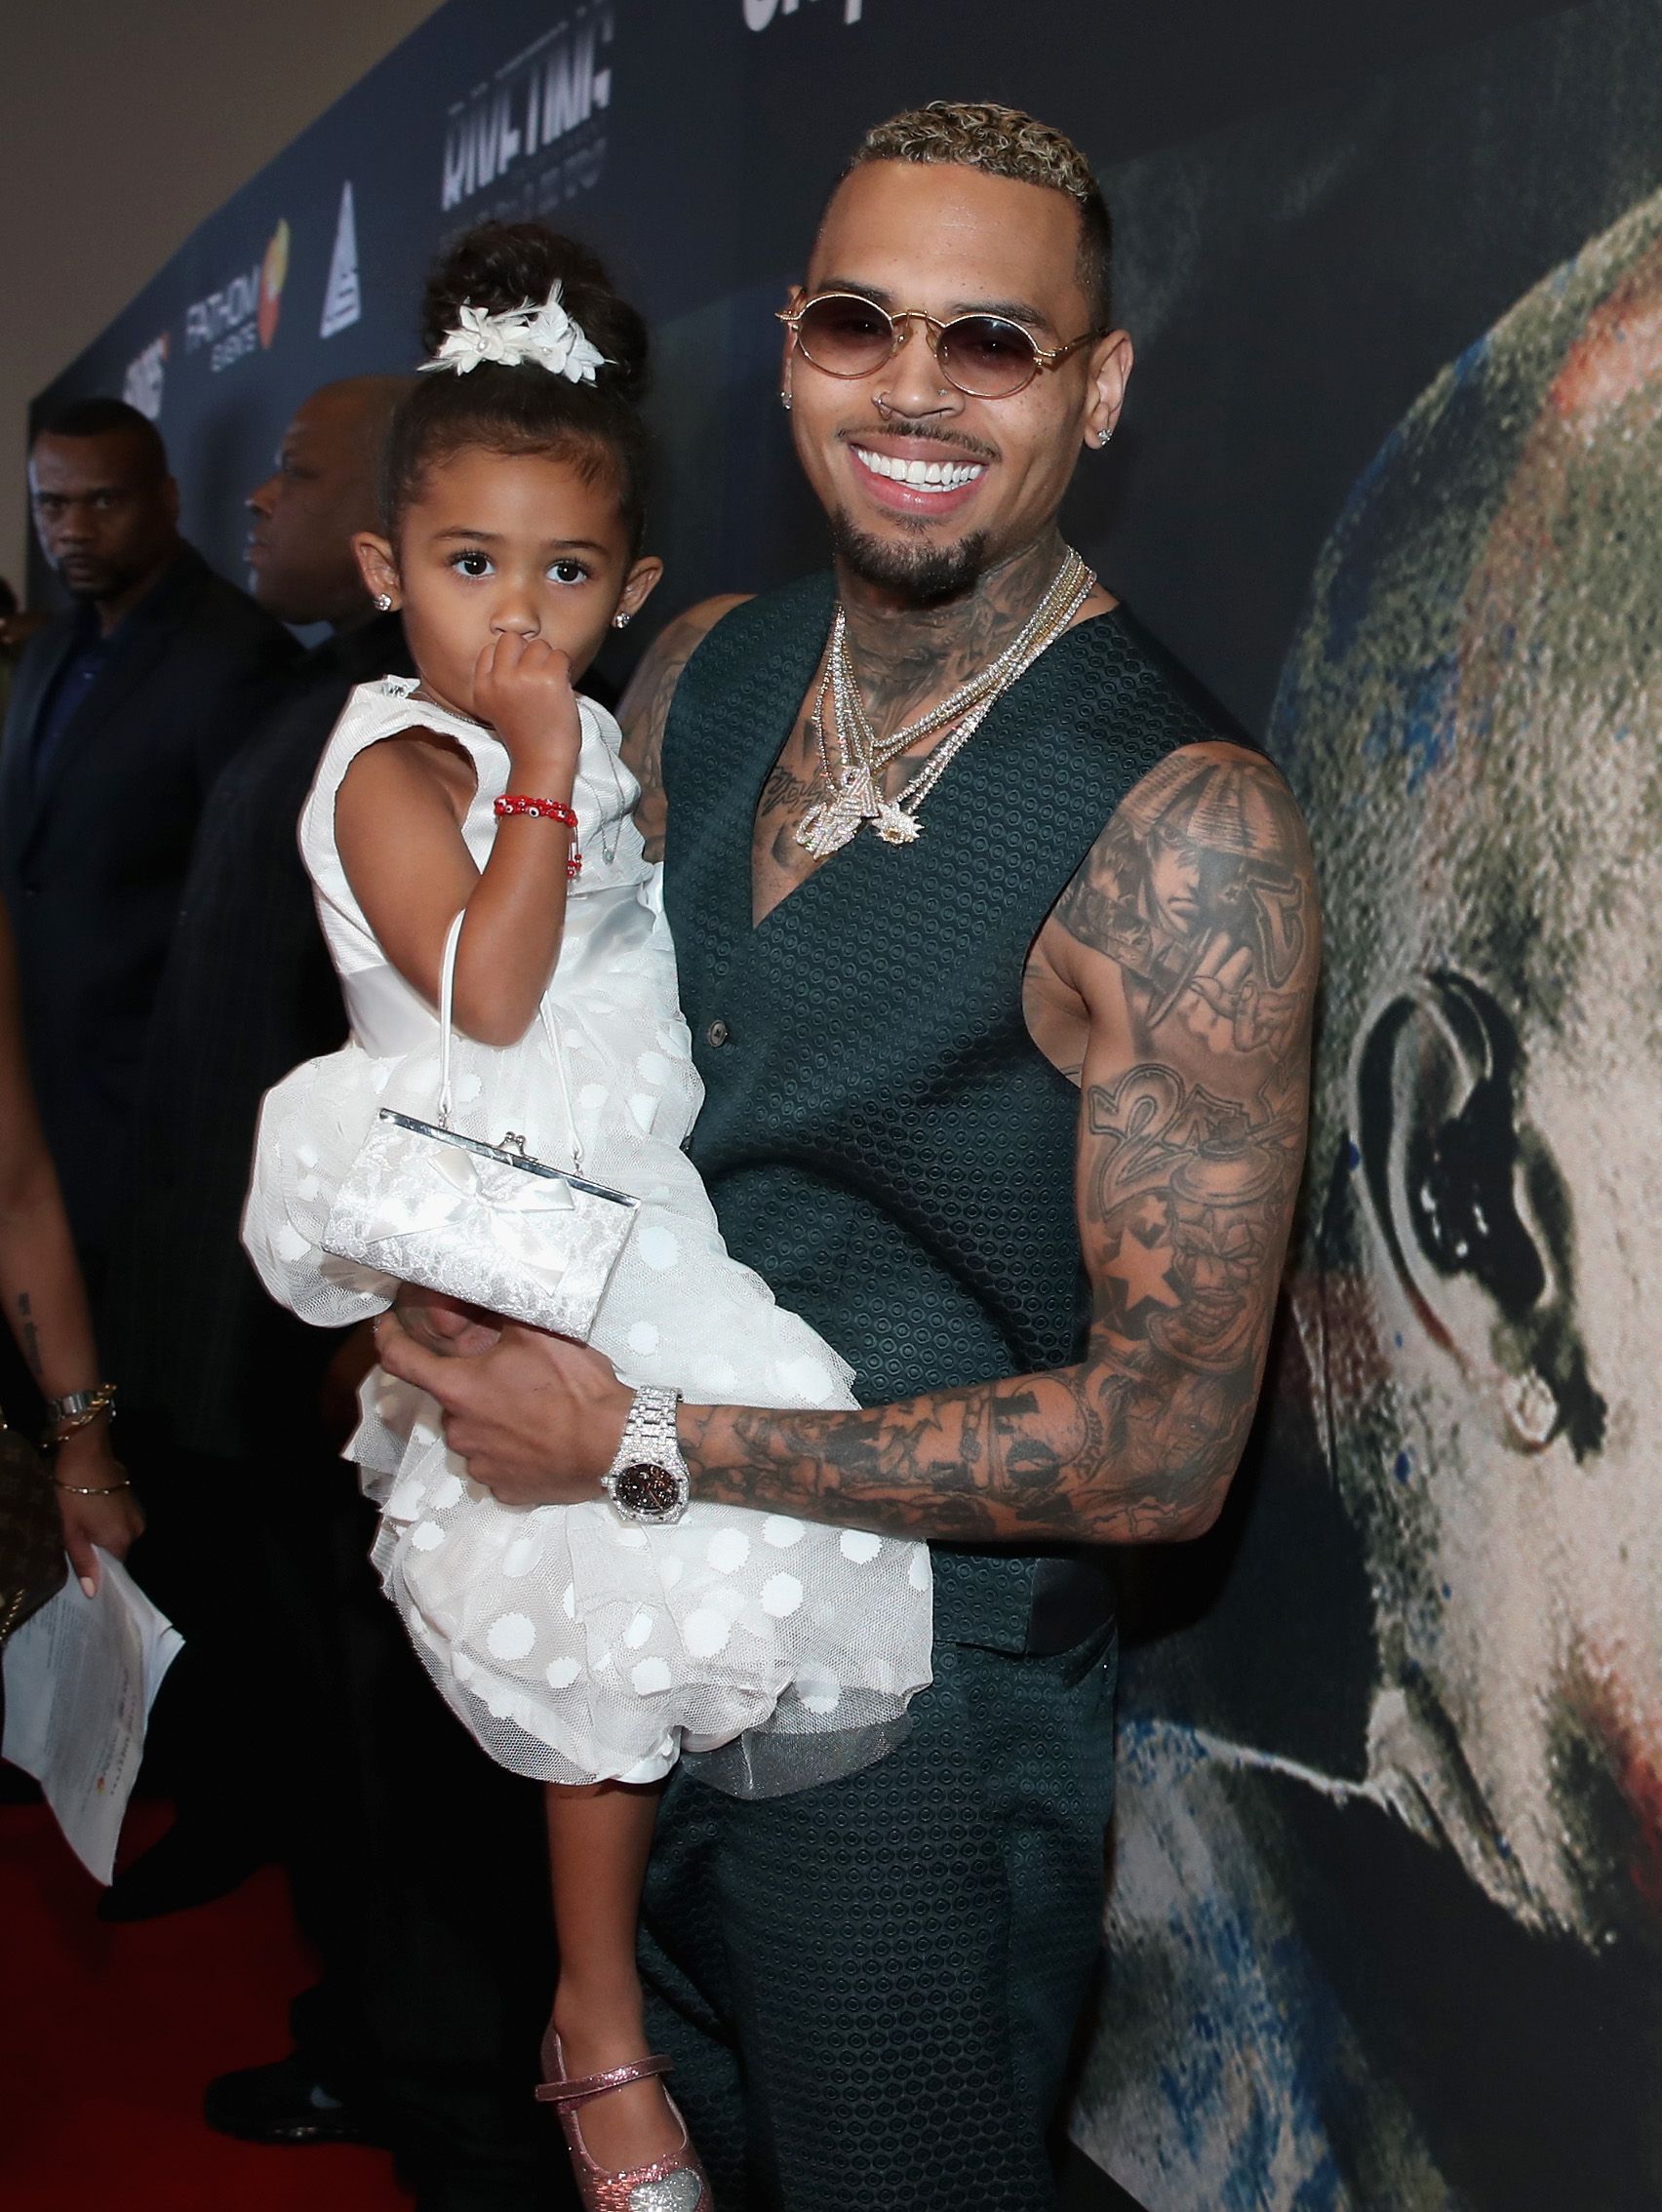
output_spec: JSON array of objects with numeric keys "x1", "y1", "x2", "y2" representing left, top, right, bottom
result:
[
  {"x1": 56, "y1": 561, "x2": 123, "y2": 602},
  {"x1": 828, "y1": 509, "x2": 991, "y2": 607}
]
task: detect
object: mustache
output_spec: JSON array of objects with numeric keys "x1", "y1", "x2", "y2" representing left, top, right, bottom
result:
[{"x1": 838, "y1": 420, "x2": 1000, "y2": 465}]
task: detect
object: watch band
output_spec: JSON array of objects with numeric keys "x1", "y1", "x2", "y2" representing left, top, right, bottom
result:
[
  {"x1": 602, "y1": 1385, "x2": 691, "y2": 1525},
  {"x1": 47, "y1": 1384, "x2": 117, "y2": 1422}
]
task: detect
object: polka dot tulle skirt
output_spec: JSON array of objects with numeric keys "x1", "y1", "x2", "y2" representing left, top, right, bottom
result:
[{"x1": 243, "y1": 680, "x2": 932, "y2": 1795}]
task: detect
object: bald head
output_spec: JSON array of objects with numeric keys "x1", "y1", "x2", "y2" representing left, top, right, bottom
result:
[
  {"x1": 1279, "y1": 188, "x2": 1662, "y2": 1178},
  {"x1": 245, "y1": 375, "x2": 413, "y2": 626},
  {"x1": 1272, "y1": 187, "x2": 1662, "y2": 1932}
]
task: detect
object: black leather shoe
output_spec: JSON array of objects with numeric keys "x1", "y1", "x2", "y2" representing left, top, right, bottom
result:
[
  {"x1": 98, "y1": 1820, "x2": 268, "y2": 1923},
  {"x1": 204, "y1": 2052, "x2": 391, "y2": 2149}
]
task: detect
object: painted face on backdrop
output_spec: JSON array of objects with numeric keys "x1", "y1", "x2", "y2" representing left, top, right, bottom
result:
[
  {"x1": 1280, "y1": 189, "x2": 1662, "y2": 1940},
  {"x1": 783, "y1": 159, "x2": 1129, "y2": 600}
]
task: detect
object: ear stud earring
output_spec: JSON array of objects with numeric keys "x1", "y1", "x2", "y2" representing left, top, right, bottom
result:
[
  {"x1": 612, "y1": 612, "x2": 632, "y2": 629},
  {"x1": 780, "y1": 389, "x2": 793, "y2": 412},
  {"x1": 1095, "y1": 429, "x2": 1112, "y2": 449},
  {"x1": 375, "y1": 593, "x2": 394, "y2": 611}
]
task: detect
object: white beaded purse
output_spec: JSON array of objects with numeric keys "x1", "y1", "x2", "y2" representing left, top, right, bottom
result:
[{"x1": 322, "y1": 914, "x2": 639, "y2": 1337}]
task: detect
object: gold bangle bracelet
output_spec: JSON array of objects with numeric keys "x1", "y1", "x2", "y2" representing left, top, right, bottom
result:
[{"x1": 51, "y1": 1476, "x2": 133, "y2": 1496}]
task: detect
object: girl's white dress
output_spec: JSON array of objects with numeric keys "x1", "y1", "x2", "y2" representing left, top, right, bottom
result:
[{"x1": 244, "y1": 677, "x2": 931, "y2": 1793}]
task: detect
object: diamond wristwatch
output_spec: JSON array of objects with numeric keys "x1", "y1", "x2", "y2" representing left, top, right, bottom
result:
[{"x1": 601, "y1": 1384, "x2": 691, "y2": 1525}]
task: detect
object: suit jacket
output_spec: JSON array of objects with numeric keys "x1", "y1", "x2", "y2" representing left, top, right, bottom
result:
[
  {"x1": 0, "y1": 545, "x2": 297, "y2": 1274},
  {"x1": 102, "y1": 613, "x2": 414, "y2": 1460}
]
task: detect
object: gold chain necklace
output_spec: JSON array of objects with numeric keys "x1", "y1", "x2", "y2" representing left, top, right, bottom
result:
[{"x1": 797, "y1": 549, "x2": 1093, "y2": 855}]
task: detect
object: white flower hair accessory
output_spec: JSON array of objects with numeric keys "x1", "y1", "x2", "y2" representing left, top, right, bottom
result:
[{"x1": 419, "y1": 282, "x2": 610, "y2": 384}]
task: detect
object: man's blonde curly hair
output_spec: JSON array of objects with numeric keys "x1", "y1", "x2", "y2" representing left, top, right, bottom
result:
[{"x1": 849, "y1": 100, "x2": 1113, "y2": 321}]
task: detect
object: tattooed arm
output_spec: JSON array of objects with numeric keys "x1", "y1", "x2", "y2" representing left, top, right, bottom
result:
[
  {"x1": 0, "y1": 904, "x2": 141, "y2": 1586},
  {"x1": 675, "y1": 741, "x2": 1318, "y2": 1541},
  {"x1": 376, "y1": 741, "x2": 1319, "y2": 1547},
  {"x1": 616, "y1": 595, "x2": 750, "y2": 861}
]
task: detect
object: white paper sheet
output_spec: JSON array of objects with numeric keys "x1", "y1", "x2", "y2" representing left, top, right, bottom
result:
[{"x1": 1, "y1": 1551, "x2": 183, "y2": 1882}]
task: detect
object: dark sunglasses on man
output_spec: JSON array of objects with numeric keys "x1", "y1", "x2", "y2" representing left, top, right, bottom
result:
[{"x1": 778, "y1": 291, "x2": 1104, "y2": 400}]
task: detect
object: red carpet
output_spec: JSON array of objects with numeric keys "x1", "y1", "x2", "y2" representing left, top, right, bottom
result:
[{"x1": 1, "y1": 1796, "x2": 412, "y2": 2211}]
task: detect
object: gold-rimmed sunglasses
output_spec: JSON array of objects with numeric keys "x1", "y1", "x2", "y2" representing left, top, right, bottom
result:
[{"x1": 778, "y1": 291, "x2": 1104, "y2": 401}]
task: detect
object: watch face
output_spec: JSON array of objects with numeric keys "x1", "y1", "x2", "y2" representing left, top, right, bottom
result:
[{"x1": 616, "y1": 1460, "x2": 683, "y2": 1518}]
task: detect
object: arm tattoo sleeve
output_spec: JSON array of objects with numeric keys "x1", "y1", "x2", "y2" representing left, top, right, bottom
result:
[{"x1": 681, "y1": 742, "x2": 1320, "y2": 1545}]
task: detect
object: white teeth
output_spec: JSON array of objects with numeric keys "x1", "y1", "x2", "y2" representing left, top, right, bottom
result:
[{"x1": 851, "y1": 447, "x2": 985, "y2": 492}]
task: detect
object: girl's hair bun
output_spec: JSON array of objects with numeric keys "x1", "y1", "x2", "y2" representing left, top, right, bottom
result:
[
  {"x1": 383, "y1": 221, "x2": 653, "y2": 547},
  {"x1": 420, "y1": 221, "x2": 649, "y2": 401}
]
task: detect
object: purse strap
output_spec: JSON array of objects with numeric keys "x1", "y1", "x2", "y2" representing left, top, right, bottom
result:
[{"x1": 436, "y1": 911, "x2": 585, "y2": 1172}]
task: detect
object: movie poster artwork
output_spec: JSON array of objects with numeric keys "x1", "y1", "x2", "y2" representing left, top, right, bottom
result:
[{"x1": 1082, "y1": 4, "x2": 1662, "y2": 2202}]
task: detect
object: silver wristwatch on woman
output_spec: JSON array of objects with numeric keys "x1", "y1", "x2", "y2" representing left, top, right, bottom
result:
[{"x1": 601, "y1": 1384, "x2": 691, "y2": 1524}]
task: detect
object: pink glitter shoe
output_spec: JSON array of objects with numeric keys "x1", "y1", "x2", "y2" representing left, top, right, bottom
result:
[{"x1": 534, "y1": 2029, "x2": 712, "y2": 2212}]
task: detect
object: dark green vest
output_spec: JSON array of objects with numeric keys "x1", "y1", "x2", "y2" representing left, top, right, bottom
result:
[{"x1": 661, "y1": 573, "x2": 1212, "y2": 1649}]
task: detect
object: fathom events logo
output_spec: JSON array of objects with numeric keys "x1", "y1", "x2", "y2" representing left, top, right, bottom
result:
[
  {"x1": 185, "y1": 219, "x2": 291, "y2": 373},
  {"x1": 441, "y1": 7, "x2": 613, "y2": 216},
  {"x1": 122, "y1": 333, "x2": 169, "y2": 420},
  {"x1": 745, "y1": 0, "x2": 867, "y2": 24}
]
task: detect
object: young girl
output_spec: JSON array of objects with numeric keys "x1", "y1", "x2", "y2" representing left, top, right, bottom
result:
[{"x1": 244, "y1": 224, "x2": 931, "y2": 2207}]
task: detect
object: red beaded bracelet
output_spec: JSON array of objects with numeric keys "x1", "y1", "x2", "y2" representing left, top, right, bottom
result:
[
  {"x1": 494, "y1": 793, "x2": 582, "y2": 878},
  {"x1": 495, "y1": 793, "x2": 577, "y2": 827}
]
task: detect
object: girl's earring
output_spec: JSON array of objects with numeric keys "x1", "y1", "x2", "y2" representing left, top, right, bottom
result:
[
  {"x1": 779, "y1": 388, "x2": 792, "y2": 412},
  {"x1": 612, "y1": 612, "x2": 632, "y2": 630},
  {"x1": 375, "y1": 593, "x2": 394, "y2": 611},
  {"x1": 1095, "y1": 429, "x2": 1112, "y2": 450}
]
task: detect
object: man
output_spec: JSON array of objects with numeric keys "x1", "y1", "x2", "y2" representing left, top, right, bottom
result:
[
  {"x1": 377, "y1": 103, "x2": 1321, "y2": 2210},
  {"x1": 105, "y1": 377, "x2": 414, "y2": 1498},
  {"x1": 95, "y1": 378, "x2": 573, "y2": 2211},
  {"x1": 0, "y1": 397, "x2": 295, "y2": 1290},
  {"x1": 1077, "y1": 185, "x2": 1662, "y2": 2209}
]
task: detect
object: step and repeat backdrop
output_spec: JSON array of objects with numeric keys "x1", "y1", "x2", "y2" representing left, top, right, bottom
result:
[{"x1": 33, "y1": 0, "x2": 1662, "y2": 2203}]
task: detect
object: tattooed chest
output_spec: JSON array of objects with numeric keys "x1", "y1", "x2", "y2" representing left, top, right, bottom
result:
[
  {"x1": 749, "y1": 714, "x2": 824, "y2": 921},
  {"x1": 749, "y1": 711, "x2": 956, "y2": 927}
]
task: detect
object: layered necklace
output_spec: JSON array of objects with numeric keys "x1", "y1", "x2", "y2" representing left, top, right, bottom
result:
[{"x1": 796, "y1": 546, "x2": 1093, "y2": 857}]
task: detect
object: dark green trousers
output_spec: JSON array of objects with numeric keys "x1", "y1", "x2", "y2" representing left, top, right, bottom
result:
[{"x1": 639, "y1": 1623, "x2": 1118, "y2": 2210}]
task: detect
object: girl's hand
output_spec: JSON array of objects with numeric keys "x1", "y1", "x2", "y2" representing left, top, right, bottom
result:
[
  {"x1": 53, "y1": 1427, "x2": 143, "y2": 1597},
  {"x1": 474, "y1": 631, "x2": 582, "y2": 779}
]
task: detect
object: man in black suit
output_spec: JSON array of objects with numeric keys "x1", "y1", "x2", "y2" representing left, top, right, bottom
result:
[
  {"x1": 100, "y1": 375, "x2": 570, "y2": 2212},
  {"x1": 107, "y1": 376, "x2": 414, "y2": 1490},
  {"x1": 0, "y1": 398, "x2": 296, "y2": 1291}
]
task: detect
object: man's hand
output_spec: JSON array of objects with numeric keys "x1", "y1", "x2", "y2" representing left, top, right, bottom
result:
[
  {"x1": 374, "y1": 1309, "x2": 631, "y2": 1507},
  {"x1": 393, "y1": 1284, "x2": 503, "y2": 1359}
]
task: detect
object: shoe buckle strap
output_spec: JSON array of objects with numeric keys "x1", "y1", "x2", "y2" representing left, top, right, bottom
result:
[{"x1": 535, "y1": 2054, "x2": 673, "y2": 2108}]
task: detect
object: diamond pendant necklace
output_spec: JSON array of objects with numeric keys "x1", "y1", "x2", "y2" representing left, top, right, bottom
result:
[{"x1": 796, "y1": 548, "x2": 1093, "y2": 857}]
